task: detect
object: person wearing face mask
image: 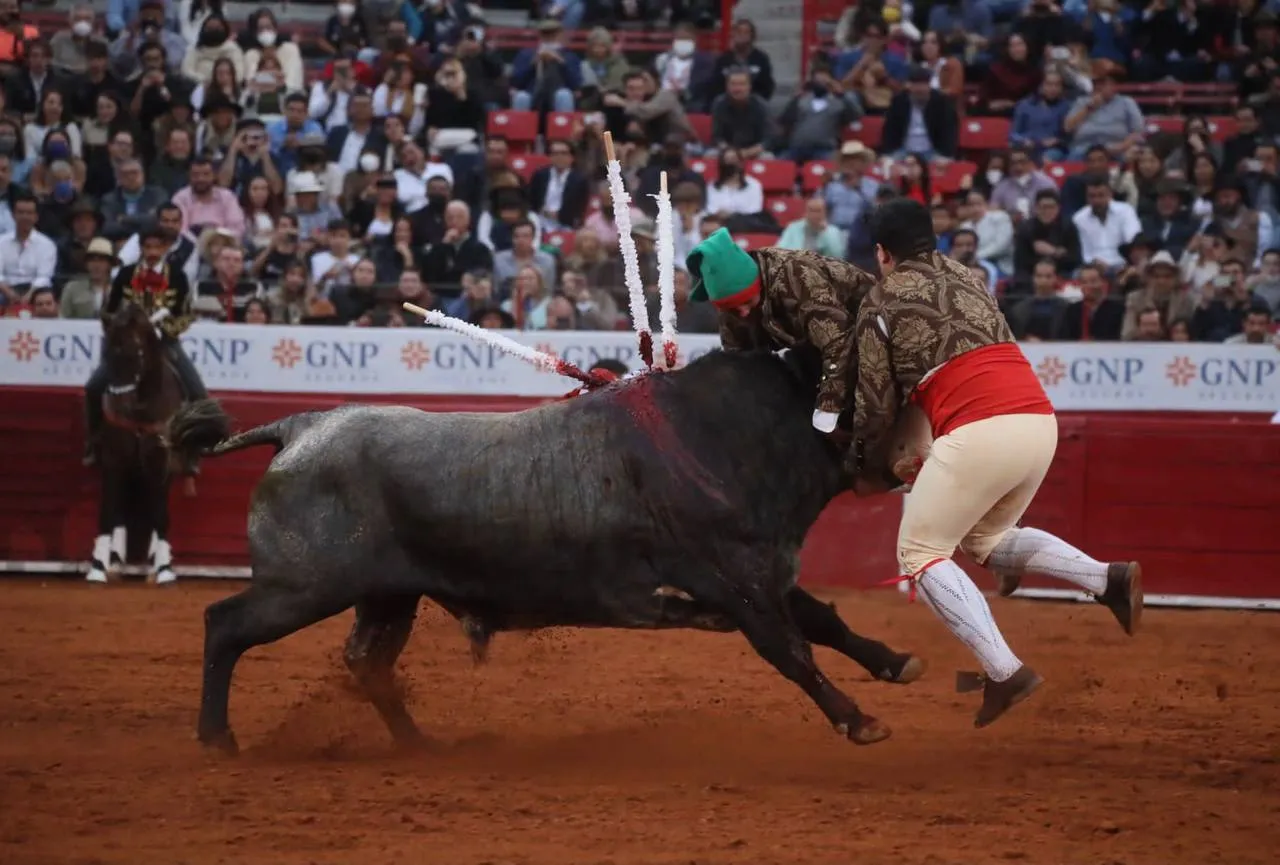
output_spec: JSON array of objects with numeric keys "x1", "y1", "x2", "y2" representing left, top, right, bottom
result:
[
  {"x1": 242, "y1": 11, "x2": 303, "y2": 92},
  {"x1": 778, "y1": 66, "x2": 864, "y2": 163},
  {"x1": 655, "y1": 22, "x2": 716, "y2": 113},
  {"x1": 49, "y1": 4, "x2": 107, "y2": 77},
  {"x1": 319, "y1": 0, "x2": 370, "y2": 59},
  {"x1": 182, "y1": 16, "x2": 245, "y2": 85}
]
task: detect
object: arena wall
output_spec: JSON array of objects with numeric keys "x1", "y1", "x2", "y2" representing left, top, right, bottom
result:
[{"x1": 1, "y1": 387, "x2": 1277, "y2": 607}]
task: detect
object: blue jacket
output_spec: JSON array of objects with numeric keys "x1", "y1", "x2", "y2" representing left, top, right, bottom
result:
[
  {"x1": 1010, "y1": 95, "x2": 1071, "y2": 149},
  {"x1": 511, "y1": 47, "x2": 582, "y2": 92}
]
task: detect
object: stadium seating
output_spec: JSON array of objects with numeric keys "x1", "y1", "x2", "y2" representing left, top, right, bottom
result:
[
  {"x1": 746, "y1": 159, "x2": 798, "y2": 194},
  {"x1": 688, "y1": 156, "x2": 719, "y2": 184},
  {"x1": 486, "y1": 110, "x2": 539, "y2": 149},
  {"x1": 509, "y1": 153, "x2": 550, "y2": 181},
  {"x1": 802, "y1": 160, "x2": 835, "y2": 193},
  {"x1": 686, "y1": 113, "x2": 713, "y2": 145},
  {"x1": 546, "y1": 112, "x2": 582, "y2": 142},
  {"x1": 1043, "y1": 161, "x2": 1086, "y2": 187},
  {"x1": 844, "y1": 117, "x2": 884, "y2": 146},
  {"x1": 767, "y1": 195, "x2": 807, "y2": 225},
  {"x1": 732, "y1": 233, "x2": 781, "y2": 251},
  {"x1": 959, "y1": 118, "x2": 1012, "y2": 154},
  {"x1": 543, "y1": 229, "x2": 576, "y2": 256}
]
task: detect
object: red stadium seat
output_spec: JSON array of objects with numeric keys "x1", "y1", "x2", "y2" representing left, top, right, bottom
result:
[
  {"x1": 746, "y1": 158, "x2": 798, "y2": 193},
  {"x1": 546, "y1": 111, "x2": 582, "y2": 141},
  {"x1": 959, "y1": 117, "x2": 1011, "y2": 152},
  {"x1": 1206, "y1": 115, "x2": 1238, "y2": 142},
  {"x1": 732, "y1": 233, "x2": 780, "y2": 251},
  {"x1": 1145, "y1": 116, "x2": 1184, "y2": 136},
  {"x1": 688, "y1": 157, "x2": 720, "y2": 184},
  {"x1": 486, "y1": 110, "x2": 539, "y2": 147},
  {"x1": 843, "y1": 116, "x2": 884, "y2": 147},
  {"x1": 687, "y1": 113, "x2": 713, "y2": 144},
  {"x1": 543, "y1": 229, "x2": 576, "y2": 255},
  {"x1": 801, "y1": 160, "x2": 835, "y2": 192},
  {"x1": 1043, "y1": 161, "x2": 1085, "y2": 187},
  {"x1": 931, "y1": 160, "x2": 977, "y2": 194},
  {"x1": 509, "y1": 153, "x2": 550, "y2": 181},
  {"x1": 767, "y1": 195, "x2": 807, "y2": 225}
]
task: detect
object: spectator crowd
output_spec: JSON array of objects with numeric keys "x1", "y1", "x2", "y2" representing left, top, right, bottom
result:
[{"x1": 0, "y1": 0, "x2": 1277, "y2": 345}]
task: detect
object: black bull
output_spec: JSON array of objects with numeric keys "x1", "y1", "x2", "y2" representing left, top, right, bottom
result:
[{"x1": 167, "y1": 347, "x2": 925, "y2": 755}]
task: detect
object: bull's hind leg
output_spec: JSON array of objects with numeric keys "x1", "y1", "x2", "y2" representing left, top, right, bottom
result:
[
  {"x1": 720, "y1": 584, "x2": 891, "y2": 745},
  {"x1": 343, "y1": 596, "x2": 428, "y2": 749},
  {"x1": 786, "y1": 588, "x2": 926, "y2": 684},
  {"x1": 198, "y1": 583, "x2": 354, "y2": 755}
]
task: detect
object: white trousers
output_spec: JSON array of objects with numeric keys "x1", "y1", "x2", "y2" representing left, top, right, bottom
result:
[{"x1": 898, "y1": 413, "x2": 1058, "y2": 577}]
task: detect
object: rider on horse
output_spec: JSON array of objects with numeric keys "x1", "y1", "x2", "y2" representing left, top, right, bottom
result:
[{"x1": 83, "y1": 226, "x2": 208, "y2": 470}]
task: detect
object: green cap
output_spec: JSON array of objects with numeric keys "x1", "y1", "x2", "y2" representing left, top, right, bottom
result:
[{"x1": 686, "y1": 228, "x2": 761, "y2": 307}]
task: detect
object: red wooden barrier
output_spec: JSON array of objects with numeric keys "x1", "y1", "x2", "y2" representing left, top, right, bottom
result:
[{"x1": 1, "y1": 388, "x2": 1277, "y2": 601}]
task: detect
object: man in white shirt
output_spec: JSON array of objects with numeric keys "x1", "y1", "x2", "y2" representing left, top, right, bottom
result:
[
  {"x1": 1071, "y1": 174, "x2": 1141, "y2": 274},
  {"x1": 115, "y1": 199, "x2": 201, "y2": 279},
  {"x1": 0, "y1": 194, "x2": 58, "y2": 308},
  {"x1": 393, "y1": 141, "x2": 455, "y2": 213}
]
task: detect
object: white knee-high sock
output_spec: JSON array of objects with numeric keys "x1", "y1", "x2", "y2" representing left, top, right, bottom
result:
[
  {"x1": 985, "y1": 527, "x2": 1109, "y2": 595},
  {"x1": 917, "y1": 559, "x2": 1023, "y2": 683}
]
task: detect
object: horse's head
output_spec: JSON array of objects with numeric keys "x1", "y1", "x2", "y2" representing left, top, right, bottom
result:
[{"x1": 102, "y1": 302, "x2": 162, "y2": 397}]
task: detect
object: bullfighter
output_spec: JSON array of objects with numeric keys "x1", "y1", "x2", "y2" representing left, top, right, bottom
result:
[
  {"x1": 853, "y1": 198, "x2": 1143, "y2": 728},
  {"x1": 686, "y1": 228, "x2": 876, "y2": 457}
]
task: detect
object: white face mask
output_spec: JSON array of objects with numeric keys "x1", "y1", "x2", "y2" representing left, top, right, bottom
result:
[
  {"x1": 257, "y1": 29, "x2": 277, "y2": 47},
  {"x1": 986, "y1": 169, "x2": 1004, "y2": 185},
  {"x1": 672, "y1": 39, "x2": 694, "y2": 58},
  {"x1": 72, "y1": 20, "x2": 93, "y2": 38},
  {"x1": 359, "y1": 153, "x2": 380, "y2": 173},
  {"x1": 337, "y1": 3, "x2": 356, "y2": 19}
]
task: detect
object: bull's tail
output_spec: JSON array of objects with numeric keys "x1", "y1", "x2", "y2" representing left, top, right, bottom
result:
[{"x1": 165, "y1": 399, "x2": 321, "y2": 472}]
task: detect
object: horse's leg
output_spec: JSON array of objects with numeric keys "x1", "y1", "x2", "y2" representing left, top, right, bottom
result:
[
  {"x1": 107, "y1": 458, "x2": 127, "y2": 577},
  {"x1": 87, "y1": 463, "x2": 115, "y2": 584},
  {"x1": 147, "y1": 449, "x2": 176, "y2": 585}
]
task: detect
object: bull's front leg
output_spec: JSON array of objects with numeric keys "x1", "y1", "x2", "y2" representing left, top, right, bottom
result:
[
  {"x1": 721, "y1": 586, "x2": 892, "y2": 745},
  {"x1": 786, "y1": 588, "x2": 926, "y2": 684}
]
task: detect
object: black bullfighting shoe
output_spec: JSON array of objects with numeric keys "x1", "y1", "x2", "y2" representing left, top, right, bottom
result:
[{"x1": 958, "y1": 665, "x2": 1044, "y2": 729}]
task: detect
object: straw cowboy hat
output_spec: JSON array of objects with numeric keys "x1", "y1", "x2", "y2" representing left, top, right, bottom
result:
[
  {"x1": 84, "y1": 237, "x2": 119, "y2": 265},
  {"x1": 197, "y1": 227, "x2": 239, "y2": 263}
]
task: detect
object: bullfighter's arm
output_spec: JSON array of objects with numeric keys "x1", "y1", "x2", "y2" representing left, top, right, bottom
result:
[
  {"x1": 794, "y1": 272, "x2": 858, "y2": 419},
  {"x1": 160, "y1": 271, "x2": 195, "y2": 339},
  {"x1": 851, "y1": 297, "x2": 899, "y2": 478}
]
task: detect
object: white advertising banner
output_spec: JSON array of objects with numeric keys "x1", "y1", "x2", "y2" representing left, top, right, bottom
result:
[{"x1": 1, "y1": 318, "x2": 1278, "y2": 411}]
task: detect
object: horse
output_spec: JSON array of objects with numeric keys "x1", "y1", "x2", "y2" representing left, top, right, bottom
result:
[{"x1": 87, "y1": 302, "x2": 185, "y2": 584}]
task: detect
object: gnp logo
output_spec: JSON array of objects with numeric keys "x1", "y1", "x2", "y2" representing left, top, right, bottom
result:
[
  {"x1": 7, "y1": 330, "x2": 38, "y2": 362},
  {"x1": 7, "y1": 328, "x2": 101, "y2": 379},
  {"x1": 1177, "y1": 352, "x2": 1280, "y2": 404},
  {"x1": 180, "y1": 334, "x2": 253, "y2": 383},
  {"x1": 271, "y1": 337, "x2": 382, "y2": 383},
  {"x1": 400, "y1": 340, "x2": 431, "y2": 370}
]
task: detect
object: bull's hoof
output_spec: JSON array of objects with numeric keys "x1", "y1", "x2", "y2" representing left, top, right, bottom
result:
[
  {"x1": 837, "y1": 715, "x2": 892, "y2": 745},
  {"x1": 878, "y1": 654, "x2": 927, "y2": 685},
  {"x1": 199, "y1": 729, "x2": 240, "y2": 756}
]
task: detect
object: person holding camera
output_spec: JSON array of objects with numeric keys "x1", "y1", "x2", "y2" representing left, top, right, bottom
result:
[{"x1": 511, "y1": 20, "x2": 580, "y2": 114}]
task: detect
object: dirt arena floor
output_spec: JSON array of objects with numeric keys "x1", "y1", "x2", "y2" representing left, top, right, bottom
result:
[{"x1": 1, "y1": 579, "x2": 1277, "y2": 865}]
